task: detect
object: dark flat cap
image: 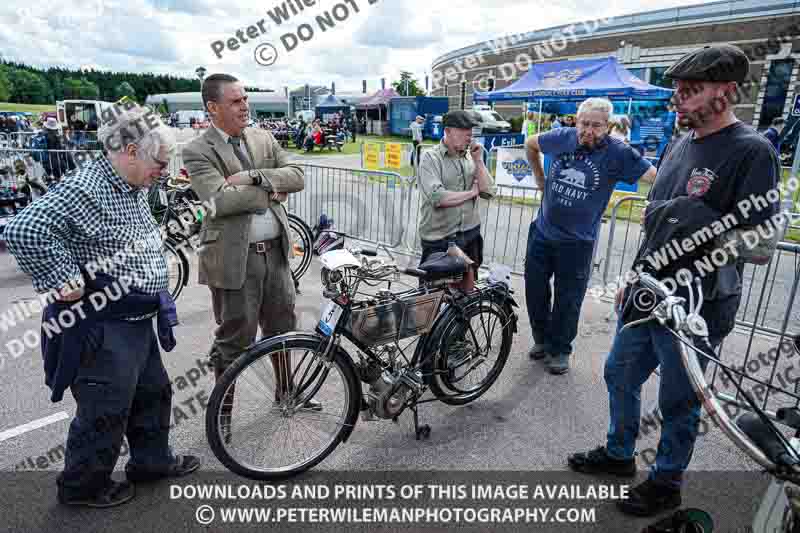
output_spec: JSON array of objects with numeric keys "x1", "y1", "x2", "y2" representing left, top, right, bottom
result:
[
  {"x1": 665, "y1": 44, "x2": 750, "y2": 84},
  {"x1": 443, "y1": 110, "x2": 481, "y2": 129}
]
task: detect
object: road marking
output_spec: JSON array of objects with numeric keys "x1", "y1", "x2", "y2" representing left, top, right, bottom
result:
[{"x1": 0, "y1": 412, "x2": 70, "y2": 442}]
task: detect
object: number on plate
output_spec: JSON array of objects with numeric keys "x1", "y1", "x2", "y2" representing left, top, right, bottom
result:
[{"x1": 317, "y1": 301, "x2": 343, "y2": 337}]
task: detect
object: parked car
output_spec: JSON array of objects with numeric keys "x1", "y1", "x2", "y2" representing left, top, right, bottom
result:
[{"x1": 472, "y1": 106, "x2": 511, "y2": 133}]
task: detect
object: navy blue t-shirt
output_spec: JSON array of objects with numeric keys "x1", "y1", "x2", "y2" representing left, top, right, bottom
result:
[{"x1": 536, "y1": 127, "x2": 652, "y2": 241}]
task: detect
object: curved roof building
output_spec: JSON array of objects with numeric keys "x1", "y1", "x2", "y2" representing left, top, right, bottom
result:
[{"x1": 431, "y1": 0, "x2": 800, "y2": 127}]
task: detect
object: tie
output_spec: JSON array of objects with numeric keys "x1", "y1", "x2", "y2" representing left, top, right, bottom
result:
[{"x1": 229, "y1": 136, "x2": 252, "y2": 170}]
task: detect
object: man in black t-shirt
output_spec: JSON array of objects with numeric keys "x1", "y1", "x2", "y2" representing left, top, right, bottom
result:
[{"x1": 567, "y1": 44, "x2": 781, "y2": 517}]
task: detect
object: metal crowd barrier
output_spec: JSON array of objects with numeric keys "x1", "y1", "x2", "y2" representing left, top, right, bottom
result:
[
  {"x1": 0, "y1": 147, "x2": 104, "y2": 181},
  {"x1": 709, "y1": 242, "x2": 800, "y2": 416},
  {"x1": 170, "y1": 142, "x2": 187, "y2": 177},
  {"x1": 288, "y1": 164, "x2": 409, "y2": 249},
  {"x1": 599, "y1": 195, "x2": 649, "y2": 295}
]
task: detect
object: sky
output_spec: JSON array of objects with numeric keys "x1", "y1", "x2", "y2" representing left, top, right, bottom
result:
[{"x1": 0, "y1": 0, "x2": 710, "y2": 95}]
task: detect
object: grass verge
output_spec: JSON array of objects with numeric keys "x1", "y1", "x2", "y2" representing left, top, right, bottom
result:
[{"x1": 0, "y1": 102, "x2": 55, "y2": 113}]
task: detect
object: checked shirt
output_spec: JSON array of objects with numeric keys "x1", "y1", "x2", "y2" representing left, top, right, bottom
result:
[{"x1": 4, "y1": 157, "x2": 168, "y2": 295}]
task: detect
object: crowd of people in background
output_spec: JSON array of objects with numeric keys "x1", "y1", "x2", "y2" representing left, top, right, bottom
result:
[{"x1": 0, "y1": 115, "x2": 34, "y2": 134}]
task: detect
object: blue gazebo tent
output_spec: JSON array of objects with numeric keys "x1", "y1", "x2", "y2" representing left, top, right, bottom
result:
[
  {"x1": 473, "y1": 56, "x2": 673, "y2": 102},
  {"x1": 474, "y1": 57, "x2": 674, "y2": 192},
  {"x1": 315, "y1": 94, "x2": 350, "y2": 121}
]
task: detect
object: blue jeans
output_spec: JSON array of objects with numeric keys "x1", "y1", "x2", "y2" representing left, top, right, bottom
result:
[
  {"x1": 524, "y1": 222, "x2": 594, "y2": 356},
  {"x1": 57, "y1": 319, "x2": 173, "y2": 498},
  {"x1": 604, "y1": 293, "x2": 738, "y2": 487}
]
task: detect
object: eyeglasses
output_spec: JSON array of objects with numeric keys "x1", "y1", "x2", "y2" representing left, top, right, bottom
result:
[{"x1": 578, "y1": 120, "x2": 607, "y2": 130}]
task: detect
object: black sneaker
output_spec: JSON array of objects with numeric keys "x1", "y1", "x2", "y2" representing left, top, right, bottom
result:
[
  {"x1": 126, "y1": 454, "x2": 201, "y2": 483},
  {"x1": 58, "y1": 480, "x2": 135, "y2": 508},
  {"x1": 528, "y1": 344, "x2": 549, "y2": 360},
  {"x1": 617, "y1": 479, "x2": 681, "y2": 517},
  {"x1": 567, "y1": 445, "x2": 636, "y2": 477}
]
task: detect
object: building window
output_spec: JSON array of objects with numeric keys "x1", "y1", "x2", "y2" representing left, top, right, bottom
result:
[
  {"x1": 759, "y1": 59, "x2": 793, "y2": 128},
  {"x1": 649, "y1": 67, "x2": 672, "y2": 89},
  {"x1": 628, "y1": 68, "x2": 646, "y2": 82}
]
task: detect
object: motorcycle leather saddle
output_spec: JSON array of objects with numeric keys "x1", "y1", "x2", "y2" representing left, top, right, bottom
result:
[{"x1": 418, "y1": 252, "x2": 468, "y2": 281}]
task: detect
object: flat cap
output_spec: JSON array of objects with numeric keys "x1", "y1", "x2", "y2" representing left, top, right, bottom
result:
[
  {"x1": 443, "y1": 110, "x2": 481, "y2": 129},
  {"x1": 665, "y1": 44, "x2": 750, "y2": 84}
]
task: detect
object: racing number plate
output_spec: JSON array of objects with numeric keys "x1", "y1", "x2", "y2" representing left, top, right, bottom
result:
[{"x1": 317, "y1": 301, "x2": 343, "y2": 337}]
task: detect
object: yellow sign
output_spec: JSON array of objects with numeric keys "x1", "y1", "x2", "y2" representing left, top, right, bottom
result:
[
  {"x1": 385, "y1": 143, "x2": 402, "y2": 169},
  {"x1": 364, "y1": 143, "x2": 380, "y2": 170}
]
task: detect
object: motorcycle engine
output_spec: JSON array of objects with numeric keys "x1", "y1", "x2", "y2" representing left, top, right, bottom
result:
[{"x1": 356, "y1": 358, "x2": 424, "y2": 420}]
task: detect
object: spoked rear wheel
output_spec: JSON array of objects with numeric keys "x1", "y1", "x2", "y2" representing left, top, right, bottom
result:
[
  {"x1": 206, "y1": 334, "x2": 360, "y2": 480},
  {"x1": 428, "y1": 298, "x2": 513, "y2": 405},
  {"x1": 287, "y1": 213, "x2": 313, "y2": 282},
  {"x1": 162, "y1": 238, "x2": 188, "y2": 301}
]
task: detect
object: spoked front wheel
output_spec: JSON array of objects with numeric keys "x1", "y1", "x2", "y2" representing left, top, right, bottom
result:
[
  {"x1": 206, "y1": 334, "x2": 361, "y2": 480},
  {"x1": 427, "y1": 298, "x2": 513, "y2": 405}
]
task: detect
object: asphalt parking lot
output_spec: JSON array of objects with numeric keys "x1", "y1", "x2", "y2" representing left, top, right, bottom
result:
[{"x1": 0, "y1": 240, "x2": 771, "y2": 532}]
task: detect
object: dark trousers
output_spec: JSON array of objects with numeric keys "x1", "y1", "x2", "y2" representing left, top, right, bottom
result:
[
  {"x1": 604, "y1": 294, "x2": 738, "y2": 487},
  {"x1": 524, "y1": 222, "x2": 594, "y2": 356},
  {"x1": 411, "y1": 141, "x2": 421, "y2": 167},
  {"x1": 420, "y1": 227, "x2": 483, "y2": 270},
  {"x1": 58, "y1": 319, "x2": 173, "y2": 498}
]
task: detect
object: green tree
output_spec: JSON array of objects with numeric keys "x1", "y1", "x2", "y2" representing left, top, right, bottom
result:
[
  {"x1": 114, "y1": 81, "x2": 137, "y2": 101},
  {"x1": 63, "y1": 77, "x2": 83, "y2": 99},
  {"x1": 0, "y1": 66, "x2": 12, "y2": 102},
  {"x1": 7, "y1": 69, "x2": 51, "y2": 104},
  {"x1": 392, "y1": 71, "x2": 425, "y2": 97},
  {"x1": 79, "y1": 78, "x2": 100, "y2": 99},
  {"x1": 0, "y1": 60, "x2": 202, "y2": 104}
]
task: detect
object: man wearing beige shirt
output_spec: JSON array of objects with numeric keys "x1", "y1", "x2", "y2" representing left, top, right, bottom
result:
[
  {"x1": 417, "y1": 110, "x2": 494, "y2": 291},
  {"x1": 183, "y1": 74, "x2": 318, "y2": 442}
]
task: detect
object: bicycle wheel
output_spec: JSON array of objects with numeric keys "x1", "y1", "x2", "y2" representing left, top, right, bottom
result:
[
  {"x1": 162, "y1": 238, "x2": 188, "y2": 301},
  {"x1": 427, "y1": 297, "x2": 513, "y2": 405},
  {"x1": 206, "y1": 334, "x2": 361, "y2": 480},
  {"x1": 287, "y1": 213, "x2": 313, "y2": 282}
]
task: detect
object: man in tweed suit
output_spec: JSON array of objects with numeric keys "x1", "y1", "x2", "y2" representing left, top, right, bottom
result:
[{"x1": 182, "y1": 74, "x2": 315, "y2": 441}]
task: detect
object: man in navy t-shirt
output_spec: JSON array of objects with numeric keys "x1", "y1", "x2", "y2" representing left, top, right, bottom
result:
[{"x1": 524, "y1": 98, "x2": 656, "y2": 374}]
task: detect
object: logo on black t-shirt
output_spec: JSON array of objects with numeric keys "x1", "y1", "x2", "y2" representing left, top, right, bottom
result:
[{"x1": 686, "y1": 168, "x2": 717, "y2": 198}]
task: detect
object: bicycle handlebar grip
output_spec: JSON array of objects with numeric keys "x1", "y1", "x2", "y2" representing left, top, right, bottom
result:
[
  {"x1": 404, "y1": 267, "x2": 427, "y2": 278},
  {"x1": 360, "y1": 248, "x2": 378, "y2": 257},
  {"x1": 638, "y1": 273, "x2": 668, "y2": 299}
]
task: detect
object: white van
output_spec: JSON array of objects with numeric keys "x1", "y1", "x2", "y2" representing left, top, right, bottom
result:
[
  {"x1": 56, "y1": 100, "x2": 114, "y2": 131},
  {"x1": 472, "y1": 105, "x2": 511, "y2": 133}
]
